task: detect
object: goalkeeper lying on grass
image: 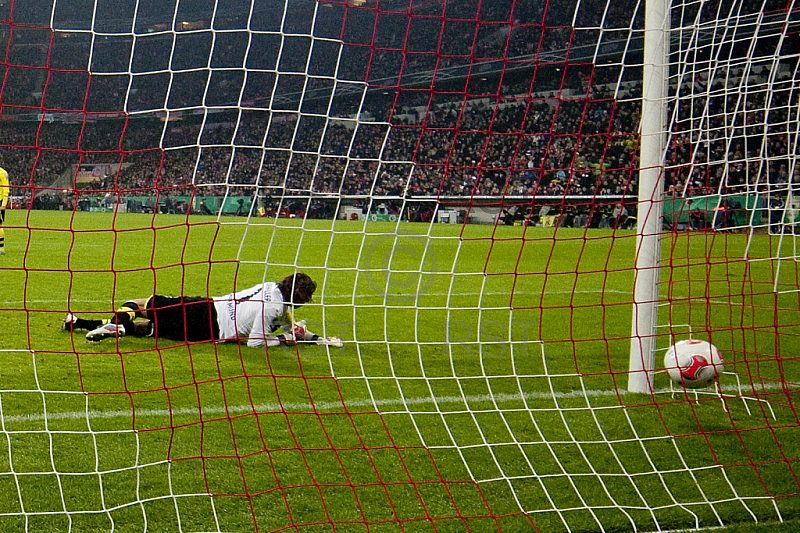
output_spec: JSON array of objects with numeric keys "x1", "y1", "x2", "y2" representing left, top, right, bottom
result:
[{"x1": 63, "y1": 272, "x2": 343, "y2": 347}]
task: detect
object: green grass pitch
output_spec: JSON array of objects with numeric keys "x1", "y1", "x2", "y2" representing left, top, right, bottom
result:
[{"x1": 0, "y1": 210, "x2": 798, "y2": 532}]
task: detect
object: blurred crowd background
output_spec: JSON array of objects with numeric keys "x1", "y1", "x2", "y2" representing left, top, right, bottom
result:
[{"x1": 0, "y1": 0, "x2": 794, "y2": 226}]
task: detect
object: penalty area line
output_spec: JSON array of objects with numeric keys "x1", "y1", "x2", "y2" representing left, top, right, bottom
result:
[{"x1": 0, "y1": 381, "x2": 794, "y2": 425}]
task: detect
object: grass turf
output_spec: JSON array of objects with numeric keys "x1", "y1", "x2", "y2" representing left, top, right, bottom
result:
[{"x1": 0, "y1": 209, "x2": 798, "y2": 532}]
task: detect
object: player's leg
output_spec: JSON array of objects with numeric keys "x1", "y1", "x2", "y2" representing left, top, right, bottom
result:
[
  {"x1": 0, "y1": 207, "x2": 5, "y2": 255},
  {"x1": 147, "y1": 295, "x2": 219, "y2": 342},
  {"x1": 111, "y1": 298, "x2": 150, "y2": 326},
  {"x1": 67, "y1": 297, "x2": 152, "y2": 332},
  {"x1": 63, "y1": 314, "x2": 104, "y2": 332},
  {"x1": 85, "y1": 297, "x2": 152, "y2": 341},
  {"x1": 130, "y1": 320, "x2": 154, "y2": 337}
]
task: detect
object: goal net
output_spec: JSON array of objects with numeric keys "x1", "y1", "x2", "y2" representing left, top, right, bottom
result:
[{"x1": 1, "y1": 0, "x2": 799, "y2": 531}]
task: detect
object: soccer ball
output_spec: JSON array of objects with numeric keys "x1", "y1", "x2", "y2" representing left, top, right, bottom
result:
[{"x1": 664, "y1": 339, "x2": 724, "y2": 388}]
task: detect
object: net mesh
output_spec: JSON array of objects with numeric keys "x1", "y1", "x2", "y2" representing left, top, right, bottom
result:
[{"x1": 0, "y1": 0, "x2": 798, "y2": 532}]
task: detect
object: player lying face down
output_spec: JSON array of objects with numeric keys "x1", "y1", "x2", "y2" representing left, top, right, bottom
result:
[{"x1": 63, "y1": 273, "x2": 343, "y2": 347}]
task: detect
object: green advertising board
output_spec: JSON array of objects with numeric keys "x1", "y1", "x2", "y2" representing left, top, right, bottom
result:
[{"x1": 662, "y1": 194, "x2": 762, "y2": 227}]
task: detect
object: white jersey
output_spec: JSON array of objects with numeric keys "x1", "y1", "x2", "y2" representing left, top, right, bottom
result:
[{"x1": 213, "y1": 282, "x2": 292, "y2": 347}]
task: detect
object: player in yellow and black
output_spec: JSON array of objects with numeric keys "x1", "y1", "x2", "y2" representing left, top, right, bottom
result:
[{"x1": 0, "y1": 154, "x2": 9, "y2": 255}]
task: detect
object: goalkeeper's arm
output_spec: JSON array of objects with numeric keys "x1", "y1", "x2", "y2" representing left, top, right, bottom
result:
[{"x1": 279, "y1": 320, "x2": 343, "y2": 347}]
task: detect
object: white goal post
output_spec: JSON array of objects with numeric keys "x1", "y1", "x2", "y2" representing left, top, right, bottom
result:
[
  {"x1": 631, "y1": 0, "x2": 800, "y2": 392},
  {"x1": 628, "y1": 0, "x2": 669, "y2": 394}
]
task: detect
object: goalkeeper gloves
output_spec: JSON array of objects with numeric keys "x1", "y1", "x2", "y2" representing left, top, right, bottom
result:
[
  {"x1": 291, "y1": 320, "x2": 318, "y2": 342},
  {"x1": 268, "y1": 321, "x2": 343, "y2": 347},
  {"x1": 268, "y1": 321, "x2": 319, "y2": 346}
]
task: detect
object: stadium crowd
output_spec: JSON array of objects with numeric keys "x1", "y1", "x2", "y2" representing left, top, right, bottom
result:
[
  {"x1": 0, "y1": 0, "x2": 793, "y2": 227},
  {"x1": 0, "y1": 83, "x2": 643, "y2": 202}
]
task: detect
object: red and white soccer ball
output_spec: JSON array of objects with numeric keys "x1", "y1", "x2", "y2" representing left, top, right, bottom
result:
[{"x1": 664, "y1": 339, "x2": 724, "y2": 388}]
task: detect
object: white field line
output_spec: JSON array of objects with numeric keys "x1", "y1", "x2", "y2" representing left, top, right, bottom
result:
[
  {"x1": 0, "y1": 382, "x2": 792, "y2": 425},
  {"x1": 1, "y1": 287, "x2": 725, "y2": 307}
]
